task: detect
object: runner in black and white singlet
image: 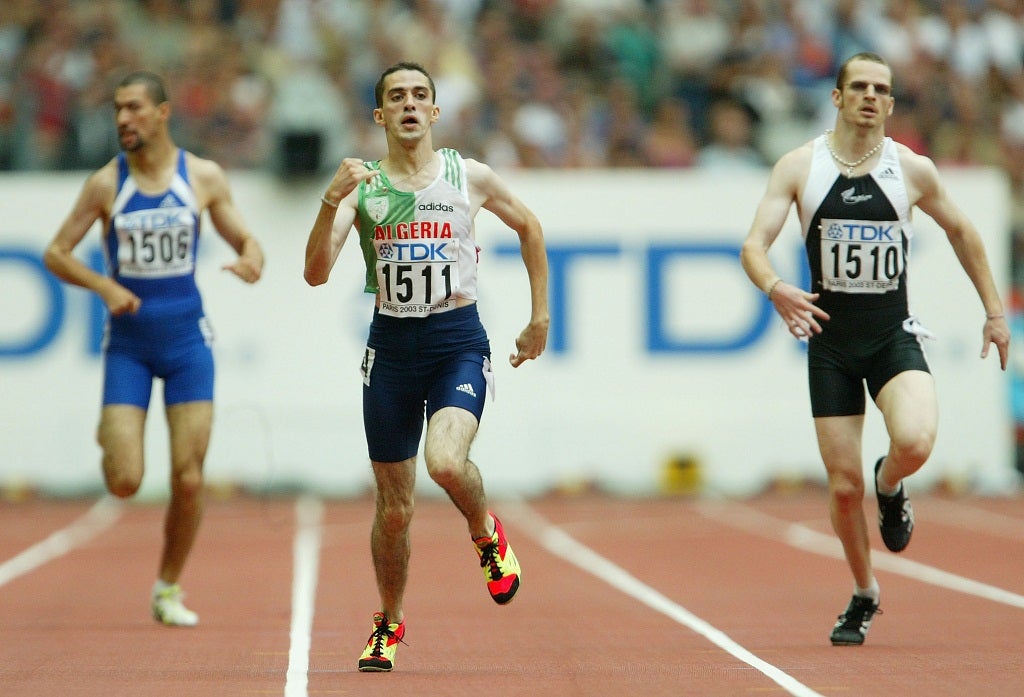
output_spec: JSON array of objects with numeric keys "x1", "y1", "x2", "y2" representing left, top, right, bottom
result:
[
  {"x1": 741, "y1": 53, "x2": 1008, "y2": 647},
  {"x1": 45, "y1": 71, "x2": 264, "y2": 627},
  {"x1": 304, "y1": 62, "x2": 549, "y2": 672},
  {"x1": 801, "y1": 135, "x2": 931, "y2": 418}
]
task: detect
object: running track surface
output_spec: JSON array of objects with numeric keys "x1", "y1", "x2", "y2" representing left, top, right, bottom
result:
[{"x1": 2, "y1": 489, "x2": 1023, "y2": 696}]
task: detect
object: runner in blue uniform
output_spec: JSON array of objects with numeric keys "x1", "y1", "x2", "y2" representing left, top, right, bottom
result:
[
  {"x1": 741, "y1": 52, "x2": 1009, "y2": 646},
  {"x1": 304, "y1": 62, "x2": 549, "y2": 672},
  {"x1": 44, "y1": 71, "x2": 264, "y2": 626}
]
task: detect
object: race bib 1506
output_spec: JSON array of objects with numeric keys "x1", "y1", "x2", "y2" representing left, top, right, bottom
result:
[{"x1": 114, "y1": 207, "x2": 196, "y2": 278}]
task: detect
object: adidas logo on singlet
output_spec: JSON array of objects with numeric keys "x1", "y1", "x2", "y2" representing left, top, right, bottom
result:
[
  {"x1": 455, "y1": 383, "x2": 477, "y2": 398},
  {"x1": 877, "y1": 167, "x2": 898, "y2": 180},
  {"x1": 158, "y1": 194, "x2": 179, "y2": 207}
]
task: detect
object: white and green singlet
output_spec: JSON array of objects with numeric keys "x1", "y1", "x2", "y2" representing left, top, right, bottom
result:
[{"x1": 355, "y1": 148, "x2": 478, "y2": 317}]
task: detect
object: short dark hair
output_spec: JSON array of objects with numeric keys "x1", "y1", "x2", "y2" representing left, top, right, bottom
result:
[
  {"x1": 374, "y1": 62, "x2": 436, "y2": 108},
  {"x1": 117, "y1": 70, "x2": 168, "y2": 105},
  {"x1": 836, "y1": 52, "x2": 891, "y2": 91}
]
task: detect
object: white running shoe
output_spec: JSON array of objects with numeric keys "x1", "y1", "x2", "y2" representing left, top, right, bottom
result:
[{"x1": 151, "y1": 583, "x2": 199, "y2": 627}]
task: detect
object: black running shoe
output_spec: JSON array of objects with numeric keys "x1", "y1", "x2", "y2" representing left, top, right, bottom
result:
[
  {"x1": 830, "y1": 595, "x2": 881, "y2": 646},
  {"x1": 875, "y1": 456, "x2": 914, "y2": 552}
]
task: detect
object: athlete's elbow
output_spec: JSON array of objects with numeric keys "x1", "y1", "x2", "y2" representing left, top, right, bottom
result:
[
  {"x1": 301, "y1": 268, "x2": 325, "y2": 284},
  {"x1": 304, "y1": 267, "x2": 328, "y2": 286},
  {"x1": 42, "y1": 244, "x2": 65, "y2": 276}
]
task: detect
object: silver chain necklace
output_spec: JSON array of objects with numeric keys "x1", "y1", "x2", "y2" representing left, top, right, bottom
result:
[
  {"x1": 824, "y1": 129, "x2": 884, "y2": 177},
  {"x1": 385, "y1": 155, "x2": 436, "y2": 189}
]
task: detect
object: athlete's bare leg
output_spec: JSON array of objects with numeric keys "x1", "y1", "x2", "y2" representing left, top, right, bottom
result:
[
  {"x1": 815, "y1": 413, "x2": 874, "y2": 589},
  {"x1": 424, "y1": 406, "x2": 492, "y2": 539},
  {"x1": 160, "y1": 401, "x2": 212, "y2": 584}
]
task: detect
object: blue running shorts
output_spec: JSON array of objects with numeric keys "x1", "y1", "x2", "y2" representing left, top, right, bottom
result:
[
  {"x1": 361, "y1": 304, "x2": 492, "y2": 463},
  {"x1": 102, "y1": 314, "x2": 215, "y2": 408}
]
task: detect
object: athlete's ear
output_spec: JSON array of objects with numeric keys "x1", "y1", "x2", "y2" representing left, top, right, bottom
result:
[
  {"x1": 429, "y1": 105, "x2": 440, "y2": 123},
  {"x1": 830, "y1": 87, "x2": 842, "y2": 110},
  {"x1": 373, "y1": 108, "x2": 385, "y2": 126}
]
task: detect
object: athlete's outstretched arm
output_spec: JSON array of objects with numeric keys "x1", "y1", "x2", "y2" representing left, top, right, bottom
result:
[
  {"x1": 43, "y1": 163, "x2": 142, "y2": 316},
  {"x1": 741, "y1": 147, "x2": 830, "y2": 339},
  {"x1": 906, "y1": 150, "x2": 1009, "y2": 369},
  {"x1": 192, "y1": 156, "x2": 264, "y2": 284},
  {"x1": 468, "y1": 159, "x2": 549, "y2": 367}
]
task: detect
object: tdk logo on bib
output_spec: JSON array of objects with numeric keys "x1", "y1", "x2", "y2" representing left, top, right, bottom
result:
[
  {"x1": 824, "y1": 220, "x2": 897, "y2": 241},
  {"x1": 377, "y1": 241, "x2": 451, "y2": 261},
  {"x1": 115, "y1": 207, "x2": 193, "y2": 230}
]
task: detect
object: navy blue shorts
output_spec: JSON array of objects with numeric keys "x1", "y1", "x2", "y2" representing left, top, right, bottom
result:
[
  {"x1": 102, "y1": 314, "x2": 215, "y2": 408},
  {"x1": 361, "y1": 304, "x2": 492, "y2": 463}
]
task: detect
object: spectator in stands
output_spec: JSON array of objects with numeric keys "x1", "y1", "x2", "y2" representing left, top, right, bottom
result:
[{"x1": 697, "y1": 96, "x2": 766, "y2": 169}]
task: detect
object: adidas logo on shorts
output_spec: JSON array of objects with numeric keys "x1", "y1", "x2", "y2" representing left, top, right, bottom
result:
[{"x1": 455, "y1": 383, "x2": 477, "y2": 398}]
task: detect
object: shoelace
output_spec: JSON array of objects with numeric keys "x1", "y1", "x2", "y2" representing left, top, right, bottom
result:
[
  {"x1": 880, "y1": 491, "x2": 912, "y2": 525},
  {"x1": 837, "y1": 599, "x2": 882, "y2": 628},
  {"x1": 368, "y1": 621, "x2": 406, "y2": 657},
  {"x1": 478, "y1": 540, "x2": 503, "y2": 579},
  {"x1": 880, "y1": 487, "x2": 913, "y2": 519}
]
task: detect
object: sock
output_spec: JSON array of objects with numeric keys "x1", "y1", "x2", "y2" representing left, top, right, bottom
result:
[
  {"x1": 875, "y1": 460, "x2": 901, "y2": 497},
  {"x1": 152, "y1": 579, "x2": 174, "y2": 596},
  {"x1": 855, "y1": 579, "x2": 880, "y2": 603}
]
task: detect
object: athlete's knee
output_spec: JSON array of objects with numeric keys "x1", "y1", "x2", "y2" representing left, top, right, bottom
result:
[
  {"x1": 425, "y1": 453, "x2": 469, "y2": 489},
  {"x1": 170, "y1": 465, "x2": 204, "y2": 499},
  {"x1": 375, "y1": 495, "x2": 414, "y2": 534},
  {"x1": 100, "y1": 446, "x2": 143, "y2": 497},
  {"x1": 827, "y1": 469, "x2": 865, "y2": 511},
  {"x1": 103, "y1": 462, "x2": 142, "y2": 498},
  {"x1": 891, "y1": 431, "x2": 935, "y2": 470}
]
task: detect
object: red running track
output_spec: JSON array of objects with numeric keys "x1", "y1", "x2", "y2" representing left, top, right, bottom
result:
[{"x1": 2, "y1": 489, "x2": 1023, "y2": 696}]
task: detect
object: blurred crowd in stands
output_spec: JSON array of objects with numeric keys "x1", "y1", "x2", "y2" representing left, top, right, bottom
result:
[
  {"x1": 2, "y1": 0, "x2": 1022, "y2": 171},
  {"x1": 4, "y1": 1, "x2": 1024, "y2": 231}
]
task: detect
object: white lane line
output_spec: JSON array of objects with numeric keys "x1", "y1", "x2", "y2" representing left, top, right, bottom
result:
[
  {"x1": 0, "y1": 496, "x2": 123, "y2": 587},
  {"x1": 505, "y1": 501, "x2": 826, "y2": 697},
  {"x1": 926, "y1": 499, "x2": 1024, "y2": 542},
  {"x1": 284, "y1": 495, "x2": 324, "y2": 697},
  {"x1": 698, "y1": 501, "x2": 1024, "y2": 608}
]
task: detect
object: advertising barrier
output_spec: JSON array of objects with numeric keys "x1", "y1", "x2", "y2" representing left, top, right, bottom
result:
[{"x1": 0, "y1": 168, "x2": 1015, "y2": 498}]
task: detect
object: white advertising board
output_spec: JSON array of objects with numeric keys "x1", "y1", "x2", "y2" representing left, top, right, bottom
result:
[{"x1": 0, "y1": 168, "x2": 1015, "y2": 498}]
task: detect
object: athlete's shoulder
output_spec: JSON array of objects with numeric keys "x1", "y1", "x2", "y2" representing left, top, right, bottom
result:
[
  {"x1": 892, "y1": 140, "x2": 938, "y2": 183},
  {"x1": 83, "y1": 157, "x2": 121, "y2": 200},
  {"x1": 462, "y1": 156, "x2": 496, "y2": 183},
  {"x1": 891, "y1": 139, "x2": 934, "y2": 172},
  {"x1": 768, "y1": 139, "x2": 815, "y2": 191},
  {"x1": 183, "y1": 150, "x2": 226, "y2": 182},
  {"x1": 780, "y1": 138, "x2": 816, "y2": 167},
  {"x1": 182, "y1": 150, "x2": 235, "y2": 207}
]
